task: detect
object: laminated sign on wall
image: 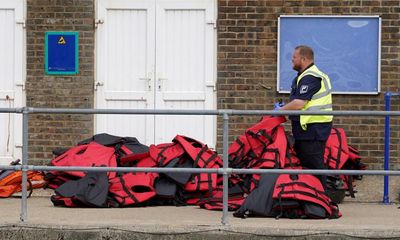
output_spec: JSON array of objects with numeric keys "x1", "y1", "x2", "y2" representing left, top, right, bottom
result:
[
  {"x1": 277, "y1": 16, "x2": 381, "y2": 94},
  {"x1": 45, "y1": 32, "x2": 79, "y2": 75}
]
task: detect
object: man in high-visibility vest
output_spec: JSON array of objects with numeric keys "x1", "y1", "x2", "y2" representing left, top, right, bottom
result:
[{"x1": 277, "y1": 45, "x2": 333, "y2": 189}]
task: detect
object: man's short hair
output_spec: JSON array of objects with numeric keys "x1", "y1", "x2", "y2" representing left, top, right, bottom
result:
[{"x1": 295, "y1": 45, "x2": 314, "y2": 61}]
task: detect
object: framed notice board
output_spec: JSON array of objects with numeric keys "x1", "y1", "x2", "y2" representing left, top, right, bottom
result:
[
  {"x1": 277, "y1": 16, "x2": 381, "y2": 94},
  {"x1": 45, "y1": 32, "x2": 79, "y2": 75}
]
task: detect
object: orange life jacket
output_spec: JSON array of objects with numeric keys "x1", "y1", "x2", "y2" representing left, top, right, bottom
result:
[{"x1": 0, "y1": 170, "x2": 46, "y2": 198}]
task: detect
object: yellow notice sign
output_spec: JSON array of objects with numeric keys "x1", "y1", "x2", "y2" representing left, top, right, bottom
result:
[{"x1": 58, "y1": 36, "x2": 66, "y2": 44}]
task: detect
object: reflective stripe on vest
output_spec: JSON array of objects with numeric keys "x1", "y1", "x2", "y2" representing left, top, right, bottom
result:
[{"x1": 297, "y1": 65, "x2": 333, "y2": 130}]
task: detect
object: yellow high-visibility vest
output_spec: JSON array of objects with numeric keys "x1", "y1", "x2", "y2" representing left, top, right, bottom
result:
[{"x1": 296, "y1": 65, "x2": 333, "y2": 130}]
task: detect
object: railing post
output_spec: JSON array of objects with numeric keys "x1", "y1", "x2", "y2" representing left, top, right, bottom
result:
[
  {"x1": 221, "y1": 113, "x2": 229, "y2": 225},
  {"x1": 20, "y1": 107, "x2": 29, "y2": 221},
  {"x1": 383, "y1": 93, "x2": 391, "y2": 204}
]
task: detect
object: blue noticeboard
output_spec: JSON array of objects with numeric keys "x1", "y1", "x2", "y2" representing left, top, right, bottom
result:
[
  {"x1": 45, "y1": 32, "x2": 79, "y2": 75},
  {"x1": 277, "y1": 16, "x2": 381, "y2": 94}
]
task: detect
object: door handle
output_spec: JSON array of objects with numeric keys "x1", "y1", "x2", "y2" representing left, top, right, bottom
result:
[
  {"x1": 139, "y1": 77, "x2": 152, "y2": 91},
  {"x1": 158, "y1": 77, "x2": 167, "y2": 91},
  {"x1": 15, "y1": 82, "x2": 25, "y2": 91},
  {"x1": 94, "y1": 81, "x2": 104, "y2": 90}
]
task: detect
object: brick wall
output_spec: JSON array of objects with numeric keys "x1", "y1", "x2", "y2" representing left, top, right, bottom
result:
[
  {"x1": 26, "y1": 0, "x2": 95, "y2": 164},
  {"x1": 217, "y1": 0, "x2": 400, "y2": 169},
  {"x1": 24, "y1": 0, "x2": 399, "y2": 168}
]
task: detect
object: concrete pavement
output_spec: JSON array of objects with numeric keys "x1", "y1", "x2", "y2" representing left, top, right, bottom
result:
[{"x1": 1, "y1": 196, "x2": 400, "y2": 239}]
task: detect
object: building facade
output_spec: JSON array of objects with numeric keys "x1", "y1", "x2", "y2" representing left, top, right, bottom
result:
[{"x1": 0, "y1": 0, "x2": 398, "y2": 169}]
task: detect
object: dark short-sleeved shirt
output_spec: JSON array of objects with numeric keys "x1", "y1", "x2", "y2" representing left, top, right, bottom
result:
[{"x1": 289, "y1": 64, "x2": 332, "y2": 141}]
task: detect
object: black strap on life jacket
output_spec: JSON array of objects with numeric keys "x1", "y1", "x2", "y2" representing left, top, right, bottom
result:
[
  {"x1": 284, "y1": 132, "x2": 297, "y2": 168},
  {"x1": 229, "y1": 137, "x2": 246, "y2": 167},
  {"x1": 118, "y1": 175, "x2": 139, "y2": 205},
  {"x1": 193, "y1": 146, "x2": 212, "y2": 168},
  {"x1": 333, "y1": 128, "x2": 343, "y2": 169},
  {"x1": 276, "y1": 182, "x2": 330, "y2": 207},
  {"x1": 157, "y1": 144, "x2": 173, "y2": 166},
  {"x1": 248, "y1": 148, "x2": 280, "y2": 169},
  {"x1": 154, "y1": 143, "x2": 184, "y2": 167},
  {"x1": 191, "y1": 173, "x2": 213, "y2": 193}
]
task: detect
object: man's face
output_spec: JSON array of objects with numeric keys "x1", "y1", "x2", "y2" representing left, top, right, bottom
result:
[{"x1": 291, "y1": 49, "x2": 303, "y2": 72}]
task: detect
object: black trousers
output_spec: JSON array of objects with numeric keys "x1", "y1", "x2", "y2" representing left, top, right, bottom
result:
[{"x1": 294, "y1": 140, "x2": 327, "y2": 190}]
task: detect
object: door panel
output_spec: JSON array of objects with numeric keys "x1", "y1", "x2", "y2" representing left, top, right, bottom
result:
[
  {"x1": 0, "y1": 0, "x2": 24, "y2": 164},
  {"x1": 96, "y1": 0, "x2": 155, "y2": 144},
  {"x1": 155, "y1": 0, "x2": 216, "y2": 146}
]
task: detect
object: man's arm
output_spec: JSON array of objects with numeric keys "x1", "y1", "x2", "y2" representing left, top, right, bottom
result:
[{"x1": 279, "y1": 99, "x2": 307, "y2": 110}]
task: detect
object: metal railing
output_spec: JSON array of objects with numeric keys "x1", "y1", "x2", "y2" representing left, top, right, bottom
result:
[
  {"x1": 1, "y1": 107, "x2": 400, "y2": 225},
  {"x1": 384, "y1": 92, "x2": 400, "y2": 204}
]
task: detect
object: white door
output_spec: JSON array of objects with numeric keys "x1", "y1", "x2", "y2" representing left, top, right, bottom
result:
[
  {"x1": 0, "y1": 0, "x2": 24, "y2": 165},
  {"x1": 95, "y1": 0, "x2": 216, "y2": 147},
  {"x1": 155, "y1": 0, "x2": 216, "y2": 146},
  {"x1": 96, "y1": 0, "x2": 156, "y2": 144}
]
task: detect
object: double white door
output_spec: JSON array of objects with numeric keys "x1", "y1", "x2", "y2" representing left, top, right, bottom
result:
[
  {"x1": 95, "y1": 0, "x2": 217, "y2": 146},
  {"x1": 0, "y1": 0, "x2": 24, "y2": 165}
]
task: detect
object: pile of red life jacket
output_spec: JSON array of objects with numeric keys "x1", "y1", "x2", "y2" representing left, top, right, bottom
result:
[
  {"x1": 46, "y1": 116, "x2": 365, "y2": 219},
  {"x1": 226, "y1": 116, "x2": 365, "y2": 219},
  {"x1": 233, "y1": 173, "x2": 341, "y2": 219},
  {"x1": 46, "y1": 133, "x2": 226, "y2": 208}
]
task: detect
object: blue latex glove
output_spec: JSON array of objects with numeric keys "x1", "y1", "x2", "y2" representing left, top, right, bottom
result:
[{"x1": 273, "y1": 101, "x2": 285, "y2": 110}]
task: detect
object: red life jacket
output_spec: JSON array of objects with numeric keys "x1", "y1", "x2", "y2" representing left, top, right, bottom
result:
[
  {"x1": 149, "y1": 142, "x2": 184, "y2": 167},
  {"x1": 247, "y1": 126, "x2": 287, "y2": 169},
  {"x1": 229, "y1": 116, "x2": 285, "y2": 162},
  {"x1": 148, "y1": 135, "x2": 222, "y2": 193},
  {"x1": 173, "y1": 135, "x2": 222, "y2": 168},
  {"x1": 108, "y1": 172, "x2": 157, "y2": 207},
  {"x1": 49, "y1": 134, "x2": 150, "y2": 186},
  {"x1": 150, "y1": 135, "x2": 222, "y2": 168},
  {"x1": 245, "y1": 116, "x2": 287, "y2": 159},
  {"x1": 228, "y1": 116, "x2": 300, "y2": 193},
  {"x1": 324, "y1": 128, "x2": 350, "y2": 170},
  {"x1": 234, "y1": 173, "x2": 341, "y2": 219},
  {"x1": 50, "y1": 141, "x2": 117, "y2": 179},
  {"x1": 324, "y1": 128, "x2": 366, "y2": 198},
  {"x1": 273, "y1": 174, "x2": 341, "y2": 219},
  {"x1": 229, "y1": 116, "x2": 299, "y2": 170},
  {"x1": 348, "y1": 145, "x2": 362, "y2": 163},
  {"x1": 184, "y1": 173, "x2": 218, "y2": 192}
]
